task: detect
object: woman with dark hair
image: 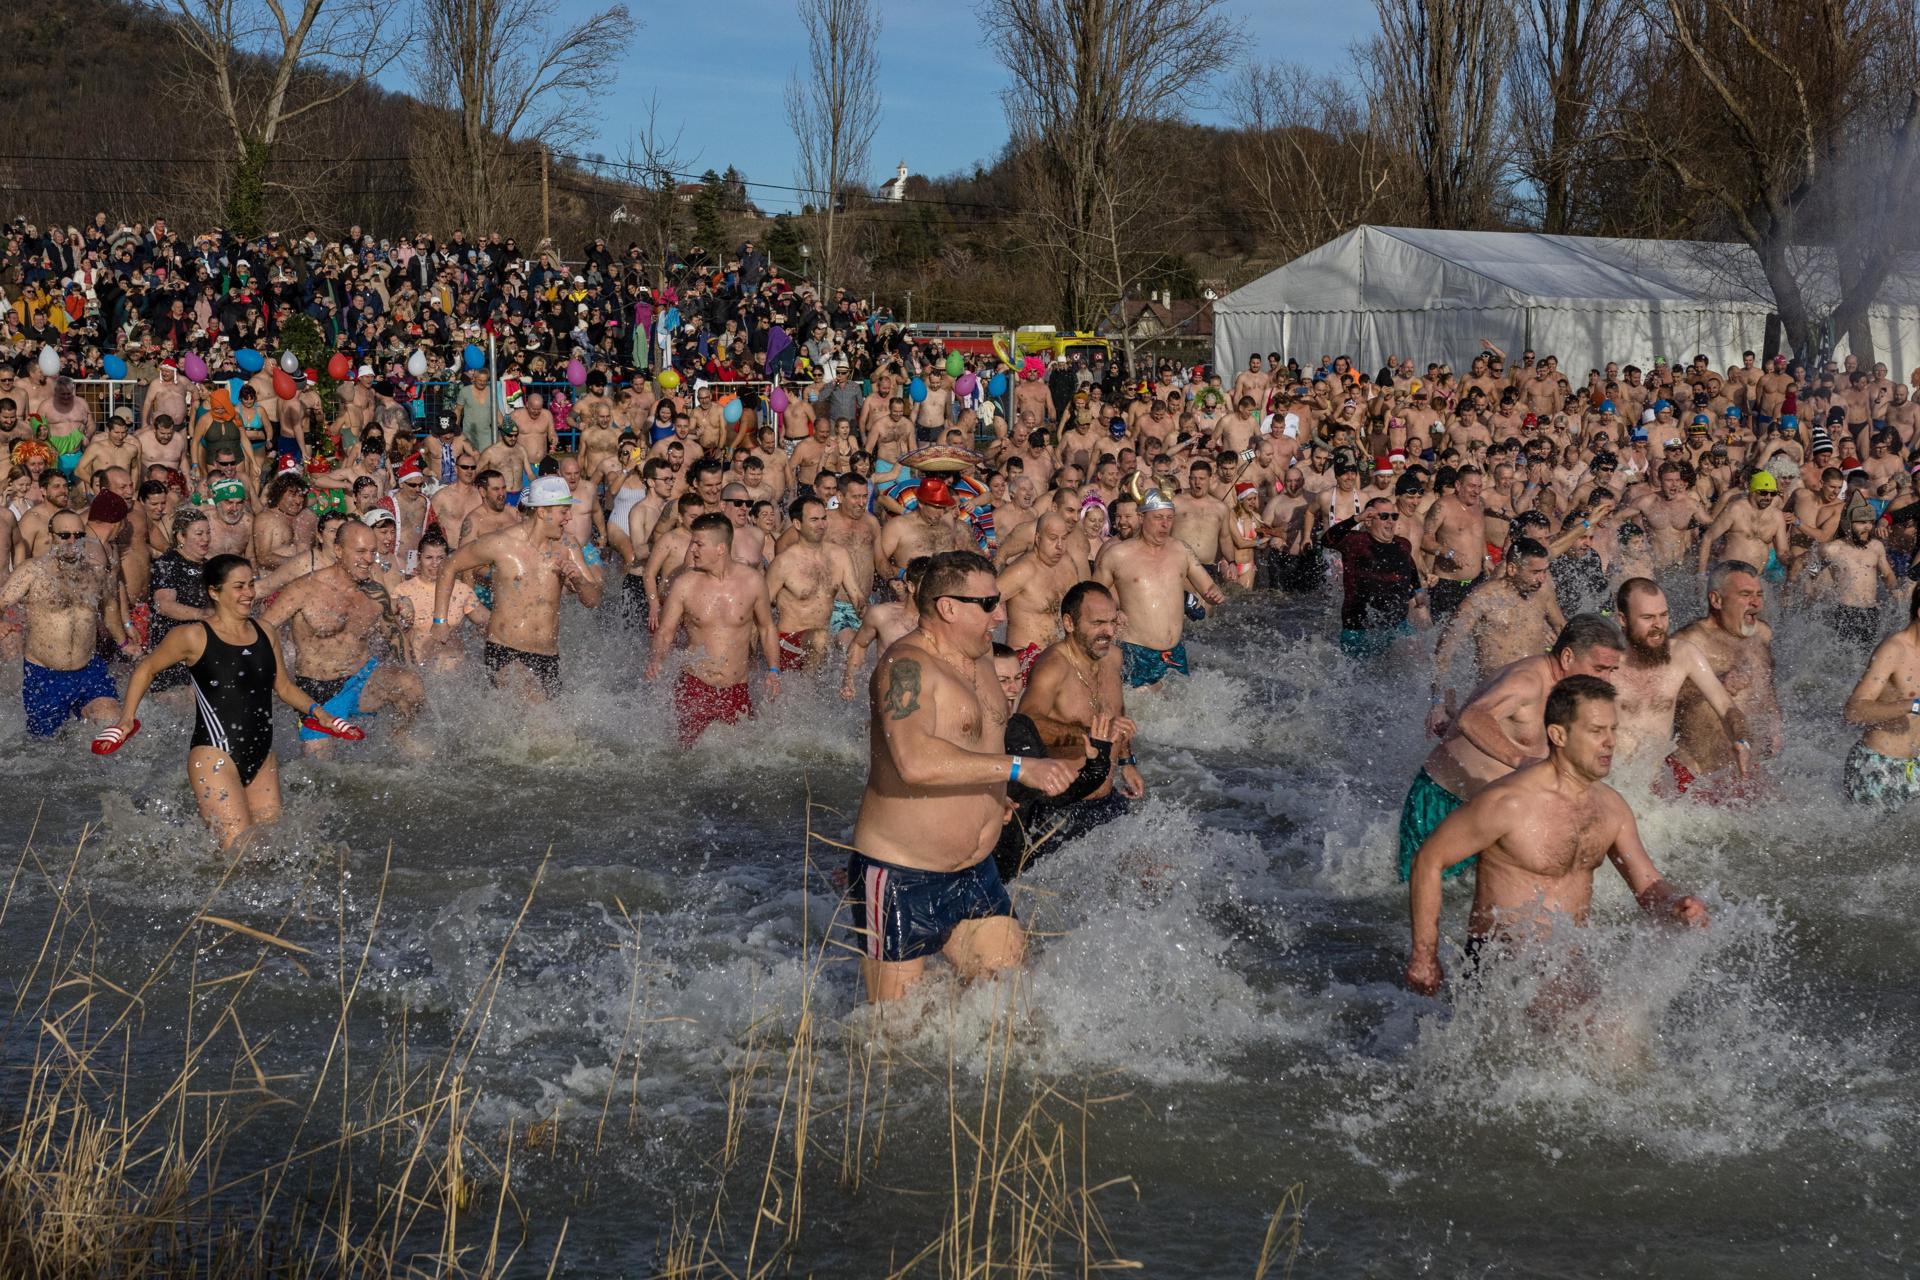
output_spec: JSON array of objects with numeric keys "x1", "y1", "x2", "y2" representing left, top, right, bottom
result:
[{"x1": 104, "y1": 554, "x2": 353, "y2": 850}]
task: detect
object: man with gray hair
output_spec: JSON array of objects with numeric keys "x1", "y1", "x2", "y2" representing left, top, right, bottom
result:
[
  {"x1": 1398, "y1": 613, "x2": 1628, "y2": 882},
  {"x1": 1674, "y1": 560, "x2": 1782, "y2": 786}
]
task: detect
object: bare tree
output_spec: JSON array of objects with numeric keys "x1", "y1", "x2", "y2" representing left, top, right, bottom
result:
[
  {"x1": 166, "y1": 0, "x2": 407, "y2": 235},
  {"x1": 1360, "y1": 0, "x2": 1513, "y2": 229},
  {"x1": 1617, "y1": 0, "x2": 1920, "y2": 360},
  {"x1": 980, "y1": 0, "x2": 1235, "y2": 336},
  {"x1": 784, "y1": 0, "x2": 882, "y2": 299},
  {"x1": 617, "y1": 95, "x2": 694, "y2": 294},
  {"x1": 1509, "y1": 0, "x2": 1625, "y2": 233},
  {"x1": 413, "y1": 0, "x2": 634, "y2": 235},
  {"x1": 1225, "y1": 63, "x2": 1412, "y2": 263}
]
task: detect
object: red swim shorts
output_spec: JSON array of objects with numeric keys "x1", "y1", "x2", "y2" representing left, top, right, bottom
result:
[{"x1": 675, "y1": 670, "x2": 752, "y2": 747}]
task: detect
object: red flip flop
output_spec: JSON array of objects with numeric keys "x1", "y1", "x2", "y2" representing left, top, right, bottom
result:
[
  {"x1": 301, "y1": 715, "x2": 366, "y2": 741},
  {"x1": 92, "y1": 720, "x2": 140, "y2": 755}
]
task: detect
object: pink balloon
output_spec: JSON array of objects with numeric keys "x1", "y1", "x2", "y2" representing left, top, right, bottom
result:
[
  {"x1": 955, "y1": 372, "x2": 977, "y2": 397},
  {"x1": 769, "y1": 386, "x2": 789, "y2": 414},
  {"x1": 181, "y1": 352, "x2": 209, "y2": 383},
  {"x1": 565, "y1": 359, "x2": 587, "y2": 387}
]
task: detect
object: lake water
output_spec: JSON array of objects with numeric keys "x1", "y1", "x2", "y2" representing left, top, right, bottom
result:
[{"x1": 1, "y1": 574, "x2": 1914, "y2": 1276}]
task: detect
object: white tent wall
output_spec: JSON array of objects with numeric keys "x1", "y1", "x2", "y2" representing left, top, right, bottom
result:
[{"x1": 1213, "y1": 226, "x2": 1920, "y2": 377}]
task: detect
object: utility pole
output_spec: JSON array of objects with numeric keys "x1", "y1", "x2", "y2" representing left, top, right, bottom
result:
[
  {"x1": 540, "y1": 147, "x2": 551, "y2": 244},
  {"x1": 905, "y1": 290, "x2": 912, "y2": 327}
]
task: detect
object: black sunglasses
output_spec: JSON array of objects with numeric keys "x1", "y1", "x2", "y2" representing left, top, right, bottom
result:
[
  {"x1": 723, "y1": 498, "x2": 750, "y2": 507},
  {"x1": 939, "y1": 593, "x2": 1001, "y2": 611},
  {"x1": 52, "y1": 529, "x2": 86, "y2": 541}
]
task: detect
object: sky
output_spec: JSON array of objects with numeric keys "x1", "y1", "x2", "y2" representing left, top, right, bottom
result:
[{"x1": 383, "y1": 0, "x2": 1376, "y2": 215}]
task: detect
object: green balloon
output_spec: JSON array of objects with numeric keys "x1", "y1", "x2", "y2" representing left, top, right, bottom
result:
[{"x1": 945, "y1": 351, "x2": 964, "y2": 377}]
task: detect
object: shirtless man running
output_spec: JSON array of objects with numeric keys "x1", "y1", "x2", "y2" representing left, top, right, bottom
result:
[
  {"x1": 1428, "y1": 537, "x2": 1564, "y2": 734},
  {"x1": 0, "y1": 509, "x2": 134, "y2": 736},
  {"x1": 1841, "y1": 585, "x2": 1920, "y2": 810},
  {"x1": 1423, "y1": 466, "x2": 1490, "y2": 619},
  {"x1": 1093, "y1": 491, "x2": 1223, "y2": 687},
  {"x1": 1609, "y1": 578, "x2": 1750, "y2": 793},
  {"x1": 646, "y1": 513, "x2": 781, "y2": 746},
  {"x1": 260, "y1": 521, "x2": 425, "y2": 755},
  {"x1": 844, "y1": 550, "x2": 1076, "y2": 1002},
  {"x1": 996, "y1": 514, "x2": 1080, "y2": 663},
  {"x1": 1405, "y1": 675, "x2": 1707, "y2": 997},
  {"x1": 1400, "y1": 614, "x2": 1626, "y2": 882},
  {"x1": 432, "y1": 476, "x2": 604, "y2": 698},
  {"x1": 766, "y1": 495, "x2": 863, "y2": 670},
  {"x1": 1674, "y1": 560, "x2": 1782, "y2": 785},
  {"x1": 1698, "y1": 472, "x2": 1791, "y2": 580}
]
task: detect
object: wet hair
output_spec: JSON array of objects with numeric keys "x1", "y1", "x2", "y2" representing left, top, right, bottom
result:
[
  {"x1": 838, "y1": 470, "x2": 867, "y2": 491},
  {"x1": 991, "y1": 642, "x2": 1017, "y2": 660},
  {"x1": 138, "y1": 479, "x2": 169, "y2": 501},
  {"x1": 1509, "y1": 536, "x2": 1549, "y2": 563},
  {"x1": 418, "y1": 528, "x2": 451, "y2": 553},
  {"x1": 689, "y1": 458, "x2": 725, "y2": 484},
  {"x1": 1707, "y1": 560, "x2": 1760, "y2": 597},
  {"x1": 475, "y1": 468, "x2": 504, "y2": 488},
  {"x1": 1544, "y1": 674, "x2": 1617, "y2": 734},
  {"x1": 1552, "y1": 612, "x2": 1626, "y2": 660},
  {"x1": 788, "y1": 494, "x2": 824, "y2": 521},
  {"x1": 203, "y1": 553, "x2": 252, "y2": 592},
  {"x1": 690, "y1": 511, "x2": 732, "y2": 543},
  {"x1": 916, "y1": 550, "x2": 996, "y2": 617},
  {"x1": 902, "y1": 554, "x2": 933, "y2": 593},
  {"x1": 170, "y1": 505, "x2": 209, "y2": 542},
  {"x1": 265, "y1": 473, "x2": 308, "y2": 507},
  {"x1": 1615, "y1": 576, "x2": 1662, "y2": 615},
  {"x1": 1061, "y1": 579, "x2": 1112, "y2": 620}
]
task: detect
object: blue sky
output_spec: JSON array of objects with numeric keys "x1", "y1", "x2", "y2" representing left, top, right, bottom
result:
[{"x1": 382, "y1": 0, "x2": 1374, "y2": 213}]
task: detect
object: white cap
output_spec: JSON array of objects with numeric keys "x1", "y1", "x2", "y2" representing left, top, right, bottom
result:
[
  {"x1": 525, "y1": 475, "x2": 574, "y2": 507},
  {"x1": 361, "y1": 507, "x2": 396, "y2": 526},
  {"x1": 1638, "y1": 409, "x2": 1656, "y2": 425},
  {"x1": 356, "y1": 364, "x2": 374, "y2": 378}
]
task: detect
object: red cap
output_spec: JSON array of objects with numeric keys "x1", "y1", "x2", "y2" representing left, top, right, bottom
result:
[
  {"x1": 1233, "y1": 482, "x2": 1258, "y2": 504},
  {"x1": 1373, "y1": 457, "x2": 1392, "y2": 475},
  {"x1": 395, "y1": 459, "x2": 426, "y2": 484},
  {"x1": 917, "y1": 476, "x2": 956, "y2": 508},
  {"x1": 1841, "y1": 456, "x2": 1862, "y2": 469}
]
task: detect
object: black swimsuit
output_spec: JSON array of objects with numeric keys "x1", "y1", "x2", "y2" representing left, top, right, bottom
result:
[{"x1": 187, "y1": 621, "x2": 278, "y2": 784}]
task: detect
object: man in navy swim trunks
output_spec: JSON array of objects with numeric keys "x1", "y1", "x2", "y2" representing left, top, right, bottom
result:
[
  {"x1": 846, "y1": 550, "x2": 1077, "y2": 1002},
  {"x1": 0, "y1": 509, "x2": 135, "y2": 736}
]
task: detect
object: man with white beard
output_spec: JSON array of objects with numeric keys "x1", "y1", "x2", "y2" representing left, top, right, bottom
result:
[
  {"x1": 1674, "y1": 561, "x2": 1783, "y2": 786},
  {"x1": 1610, "y1": 577, "x2": 1751, "y2": 795}
]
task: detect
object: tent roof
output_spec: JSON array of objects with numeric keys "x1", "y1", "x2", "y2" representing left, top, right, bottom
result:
[{"x1": 1217, "y1": 225, "x2": 1920, "y2": 314}]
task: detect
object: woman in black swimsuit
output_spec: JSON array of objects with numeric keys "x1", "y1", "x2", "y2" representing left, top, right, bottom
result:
[{"x1": 113, "y1": 554, "x2": 353, "y2": 850}]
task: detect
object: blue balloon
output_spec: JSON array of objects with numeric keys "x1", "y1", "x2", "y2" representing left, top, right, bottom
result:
[
  {"x1": 987, "y1": 372, "x2": 1008, "y2": 397},
  {"x1": 102, "y1": 354, "x2": 128, "y2": 379},
  {"x1": 228, "y1": 378, "x2": 244, "y2": 403},
  {"x1": 235, "y1": 347, "x2": 264, "y2": 374},
  {"x1": 463, "y1": 343, "x2": 486, "y2": 371},
  {"x1": 723, "y1": 398, "x2": 744, "y2": 425},
  {"x1": 909, "y1": 377, "x2": 928, "y2": 403}
]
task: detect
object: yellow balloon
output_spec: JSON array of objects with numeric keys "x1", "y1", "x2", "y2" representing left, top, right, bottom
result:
[{"x1": 658, "y1": 370, "x2": 682, "y2": 392}]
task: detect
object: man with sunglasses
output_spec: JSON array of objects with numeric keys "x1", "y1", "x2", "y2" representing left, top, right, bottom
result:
[
  {"x1": 846, "y1": 550, "x2": 1076, "y2": 1002},
  {"x1": 1, "y1": 509, "x2": 133, "y2": 737},
  {"x1": 1323, "y1": 495, "x2": 1429, "y2": 661}
]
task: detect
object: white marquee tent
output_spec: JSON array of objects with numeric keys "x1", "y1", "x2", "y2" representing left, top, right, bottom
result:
[{"x1": 1212, "y1": 225, "x2": 1920, "y2": 377}]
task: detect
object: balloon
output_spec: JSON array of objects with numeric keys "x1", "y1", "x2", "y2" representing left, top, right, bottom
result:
[
  {"x1": 103, "y1": 354, "x2": 128, "y2": 379},
  {"x1": 945, "y1": 351, "x2": 964, "y2": 377},
  {"x1": 463, "y1": 344, "x2": 485, "y2": 371},
  {"x1": 235, "y1": 347, "x2": 264, "y2": 374},
  {"x1": 987, "y1": 372, "x2": 1008, "y2": 397},
  {"x1": 279, "y1": 351, "x2": 299, "y2": 374},
  {"x1": 658, "y1": 370, "x2": 681, "y2": 392},
  {"x1": 407, "y1": 350, "x2": 428, "y2": 379},
  {"x1": 722, "y1": 397, "x2": 744, "y2": 425},
  {"x1": 38, "y1": 345, "x2": 60, "y2": 377},
  {"x1": 565, "y1": 358, "x2": 587, "y2": 387},
  {"x1": 327, "y1": 353, "x2": 352, "y2": 381},
  {"x1": 181, "y1": 353, "x2": 209, "y2": 384},
  {"x1": 909, "y1": 377, "x2": 927, "y2": 403},
  {"x1": 272, "y1": 369, "x2": 298, "y2": 402},
  {"x1": 227, "y1": 378, "x2": 245, "y2": 404},
  {"x1": 955, "y1": 372, "x2": 976, "y2": 397},
  {"x1": 769, "y1": 386, "x2": 788, "y2": 414}
]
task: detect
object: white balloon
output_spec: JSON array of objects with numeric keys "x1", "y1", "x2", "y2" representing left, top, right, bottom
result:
[
  {"x1": 38, "y1": 345, "x2": 60, "y2": 377},
  {"x1": 407, "y1": 350, "x2": 428, "y2": 378},
  {"x1": 280, "y1": 351, "x2": 299, "y2": 374}
]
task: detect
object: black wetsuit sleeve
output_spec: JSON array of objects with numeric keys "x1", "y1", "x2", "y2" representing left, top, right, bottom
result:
[
  {"x1": 1058, "y1": 738, "x2": 1113, "y2": 805},
  {"x1": 1004, "y1": 714, "x2": 1048, "y2": 805},
  {"x1": 1323, "y1": 517, "x2": 1361, "y2": 551}
]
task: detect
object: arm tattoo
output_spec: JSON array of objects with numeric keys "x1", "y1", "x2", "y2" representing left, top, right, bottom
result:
[{"x1": 884, "y1": 659, "x2": 922, "y2": 720}]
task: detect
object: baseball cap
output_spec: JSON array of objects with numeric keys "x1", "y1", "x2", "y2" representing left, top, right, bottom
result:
[
  {"x1": 110, "y1": 406, "x2": 134, "y2": 425},
  {"x1": 1639, "y1": 409, "x2": 1657, "y2": 425},
  {"x1": 361, "y1": 507, "x2": 397, "y2": 526},
  {"x1": 356, "y1": 364, "x2": 374, "y2": 378},
  {"x1": 525, "y1": 475, "x2": 574, "y2": 507}
]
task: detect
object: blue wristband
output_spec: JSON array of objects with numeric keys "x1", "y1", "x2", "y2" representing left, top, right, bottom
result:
[{"x1": 1009, "y1": 756, "x2": 1022, "y2": 783}]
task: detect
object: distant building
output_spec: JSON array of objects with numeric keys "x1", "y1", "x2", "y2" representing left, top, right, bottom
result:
[
  {"x1": 878, "y1": 162, "x2": 910, "y2": 202},
  {"x1": 1101, "y1": 292, "x2": 1215, "y2": 342}
]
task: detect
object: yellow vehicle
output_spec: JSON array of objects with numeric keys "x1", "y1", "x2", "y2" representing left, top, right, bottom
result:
[{"x1": 990, "y1": 325, "x2": 1111, "y2": 368}]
